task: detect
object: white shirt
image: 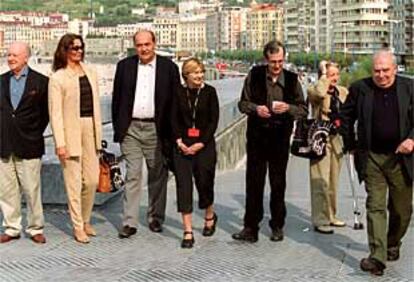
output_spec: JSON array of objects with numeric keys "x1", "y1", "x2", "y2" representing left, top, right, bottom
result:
[{"x1": 132, "y1": 56, "x2": 156, "y2": 118}]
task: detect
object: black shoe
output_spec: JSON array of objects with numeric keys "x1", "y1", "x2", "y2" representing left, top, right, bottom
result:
[
  {"x1": 232, "y1": 228, "x2": 258, "y2": 243},
  {"x1": 149, "y1": 220, "x2": 163, "y2": 233},
  {"x1": 314, "y1": 226, "x2": 334, "y2": 234},
  {"x1": 202, "y1": 213, "x2": 218, "y2": 237},
  {"x1": 360, "y1": 257, "x2": 385, "y2": 276},
  {"x1": 181, "y1": 231, "x2": 194, "y2": 249},
  {"x1": 118, "y1": 225, "x2": 137, "y2": 239},
  {"x1": 387, "y1": 246, "x2": 400, "y2": 261},
  {"x1": 270, "y1": 227, "x2": 284, "y2": 242}
]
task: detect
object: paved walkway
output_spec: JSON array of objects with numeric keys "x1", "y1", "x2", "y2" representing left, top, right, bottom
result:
[{"x1": 0, "y1": 156, "x2": 412, "y2": 282}]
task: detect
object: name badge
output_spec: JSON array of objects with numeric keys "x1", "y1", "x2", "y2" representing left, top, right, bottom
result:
[{"x1": 187, "y1": 128, "x2": 200, "y2": 137}]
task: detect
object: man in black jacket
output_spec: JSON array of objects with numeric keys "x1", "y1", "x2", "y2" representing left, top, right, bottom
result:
[
  {"x1": 0, "y1": 42, "x2": 49, "y2": 244},
  {"x1": 112, "y1": 30, "x2": 180, "y2": 238},
  {"x1": 341, "y1": 49, "x2": 413, "y2": 276},
  {"x1": 232, "y1": 40, "x2": 307, "y2": 242}
]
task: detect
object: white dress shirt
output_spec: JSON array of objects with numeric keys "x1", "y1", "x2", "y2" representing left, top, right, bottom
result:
[{"x1": 132, "y1": 57, "x2": 156, "y2": 119}]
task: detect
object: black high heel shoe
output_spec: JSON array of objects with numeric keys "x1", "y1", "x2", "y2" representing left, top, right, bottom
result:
[
  {"x1": 181, "y1": 231, "x2": 194, "y2": 248},
  {"x1": 202, "y1": 213, "x2": 218, "y2": 237}
]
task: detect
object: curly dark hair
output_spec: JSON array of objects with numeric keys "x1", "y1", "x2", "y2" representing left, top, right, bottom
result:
[{"x1": 52, "y1": 33, "x2": 85, "y2": 71}]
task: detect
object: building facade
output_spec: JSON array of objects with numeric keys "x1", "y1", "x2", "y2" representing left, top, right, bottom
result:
[
  {"x1": 244, "y1": 3, "x2": 283, "y2": 50},
  {"x1": 389, "y1": 0, "x2": 414, "y2": 66},
  {"x1": 331, "y1": 0, "x2": 389, "y2": 54},
  {"x1": 154, "y1": 15, "x2": 179, "y2": 50}
]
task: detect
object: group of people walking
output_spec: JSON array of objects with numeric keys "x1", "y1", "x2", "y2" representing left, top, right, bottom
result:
[{"x1": 0, "y1": 30, "x2": 412, "y2": 277}]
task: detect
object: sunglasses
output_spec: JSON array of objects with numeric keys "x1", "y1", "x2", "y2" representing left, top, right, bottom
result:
[{"x1": 69, "y1": 45, "x2": 84, "y2": 52}]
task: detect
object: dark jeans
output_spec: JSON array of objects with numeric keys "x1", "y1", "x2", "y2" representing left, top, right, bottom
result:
[
  {"x1": 173, "y1": 141, "x2": 216, "y2": 213},
  {"x1": 244, "y1": 124, "x2": 292, "y2": 231}
]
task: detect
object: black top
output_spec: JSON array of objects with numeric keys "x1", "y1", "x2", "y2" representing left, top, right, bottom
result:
[
  {"x1": 340, "y1": 76, "x2": 413, "y2": 182},
  {"x1": 79, "y1": 75, "x2": 93, "y2": 117},
  {"x1": 238, "y1": 65, "x2": 307, "y2": 129},
  {"x1": 328, "y1": 88, "x2": 341, "y2": 122},
  {"x1": 371, "y1": 82, "x2": 400, "y2": 153},
  {"x1": 0, "y1": 68, "x2": 49, "y2": 159},
  {"x1": 171, "y1": 84, "x2": 219, "y2": 146}
]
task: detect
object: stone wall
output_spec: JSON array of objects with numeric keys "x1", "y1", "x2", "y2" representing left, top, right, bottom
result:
[{"x1": 215, "y1": 116, "x2": 247, "y2": 171}]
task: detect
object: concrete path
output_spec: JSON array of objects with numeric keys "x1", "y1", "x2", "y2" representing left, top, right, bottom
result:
[{"x1": 0, "y1": 156, "x2": 412, "y2": 282}]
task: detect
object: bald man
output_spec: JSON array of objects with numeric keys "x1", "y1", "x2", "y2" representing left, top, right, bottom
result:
[
  {"x1": 341, "y1": 49, "x2": 413, "y2": 276},
  {"x1": 0, "y1": 42, "x2": 49, "y2": 244},
  {"x1": 112, "y1": 30, "x2": 180, "y2": 238}
]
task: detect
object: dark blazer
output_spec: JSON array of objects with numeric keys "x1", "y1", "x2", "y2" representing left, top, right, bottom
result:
[
  {"x1": 171, "y1": 84, "x2": 219, "y2": 146},
  {"x1": 111, "y1": 55, "x2": 180, "y2": 154},
  {"x1": 0, "y1": 68, "x2": 49, "y2": 159},
  {"x1": 341, "y1": 75, "x2": 413, "y2": 182}
]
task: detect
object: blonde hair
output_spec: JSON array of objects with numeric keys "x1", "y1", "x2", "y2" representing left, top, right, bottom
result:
[
  {"x1": 181, "y1": 57, "x2": 205, "y2": 81},
  {"x1": 325, "y1": 61, "x2": 339, "y2": 71}
]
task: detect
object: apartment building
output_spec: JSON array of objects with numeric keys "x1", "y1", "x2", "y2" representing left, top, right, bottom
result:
[
  {"x1": 244, "y1": 2, "x2": 283, "y2": 50},
  {"x1": 284, "y1": 0, "x2": 391, "y2": 55},
  {"x1": 283, "y1": 0, "x2": 318, "y2": 53},
  {"x1": 316, "y1": 0, "x2": 334, "y2": 53},
  {"x1": 331, "y1": 0, "x2": 389, "y2": 54},
  {"x1": 206, "y1": 6, "x2": 246, "y2": 51},
  {"x1": 89, "y1": 25, "x2": 118, "y2": 37},
  {"x1": 283, "y1": 0, "x2": 300, "y2": 52},
  {"x1": 177, "y1": 14, "x2": 207, "y2": 53},
  {"x1": 0, "y1": 11, "x2": 68, "y2": 26},
  {"x1": 389, "y1": 0, "x2": 414, "y2": 66},
  {"x1": 68, "y1": 18, "x2": 92, "y2": 38},
  {"x1": 0, "y1": 21, "x2": 66, "y2": 55},
  {"x1": 154, "y1": 15, "x2": 179, "y2": 50}
]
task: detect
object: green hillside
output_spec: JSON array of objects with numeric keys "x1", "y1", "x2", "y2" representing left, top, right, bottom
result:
[
  {"x1": 0, "y1": 0, "x2": 179, "y2": 24},
  {"x1": 0, "y1": 0, "x2": 281, "y2": 24}
]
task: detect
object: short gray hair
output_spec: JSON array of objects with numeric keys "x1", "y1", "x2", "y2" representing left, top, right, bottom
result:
[
  {"x1": 373, "y1": 48, "x2": 397, "y2": 65},
  {"x1": 9, "y1": 41, "x2": 31, "y2": 58}
]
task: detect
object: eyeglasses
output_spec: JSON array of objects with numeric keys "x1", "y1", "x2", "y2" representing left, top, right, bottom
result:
[{"x1": 69, "y1": 45, "x2": 84, "y2": 52}]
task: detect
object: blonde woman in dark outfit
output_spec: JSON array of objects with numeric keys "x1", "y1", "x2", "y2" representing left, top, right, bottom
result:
[
  {"x1": 49, "y1": 34, "x2": 102, "y2": 243},
  {"x1": 171, "y1": 58, "x2": 219, "y2": 248}
]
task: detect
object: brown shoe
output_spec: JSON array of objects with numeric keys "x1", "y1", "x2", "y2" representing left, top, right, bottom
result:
[
  {"x1": 84, "y1": 223, "x2": 97, "y2": 237},
  {"x1": 118, "y1": 225, "x2": 137, "y2": 239},
  {"x1": 149, "y1": 220, "x2": 162, "y2": 233},
  {"x1": 31, "y1": 234, "x2": 46, "y2": 244},
  {"x1": 73, "y1": 228, "x2": 90, "y2": 244},
  {"x1": 0, "y1": 233, "x2": 20, "y2": 243},
  {"x1": 232, "y1": 228, "x2": 258, "y2": 243},
  {"x1": 387, "y1": 246, "x2": 400, "y2": 261},
  {"x1": 360, "y1": 257, "x2": 385, "y2": 276}
]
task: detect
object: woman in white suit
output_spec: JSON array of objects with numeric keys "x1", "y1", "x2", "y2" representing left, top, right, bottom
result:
[{"x1": 49, "y1": 33, "x2": 102, "y2": 243}]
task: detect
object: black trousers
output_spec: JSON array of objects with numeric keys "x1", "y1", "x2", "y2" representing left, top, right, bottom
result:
[
  {"x1": 244, "y1": 124, "x2": 292, "y2": 231},
  {"x1": 173, "y1": 141, "x2": 216, "y2": 213}
]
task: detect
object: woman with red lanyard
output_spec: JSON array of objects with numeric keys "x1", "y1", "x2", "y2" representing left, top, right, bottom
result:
[{"x1": 171, "y1": 58, "x2": 219, "y2": 248}]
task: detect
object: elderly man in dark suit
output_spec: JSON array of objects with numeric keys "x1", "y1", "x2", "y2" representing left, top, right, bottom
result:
[
  {"x1": 112, "y1": 30, "x2": 180, "y2": 238},
  {"x1": 0, "y1": 42, "x2": 49, "y2": 244},
  {"x1": 341, "y1": 49, "x2": 413, "y2": 276}
]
